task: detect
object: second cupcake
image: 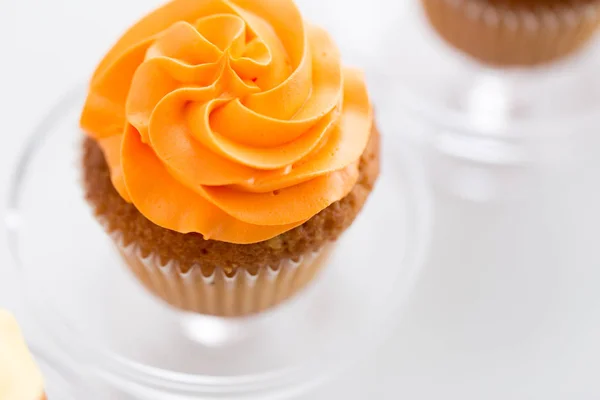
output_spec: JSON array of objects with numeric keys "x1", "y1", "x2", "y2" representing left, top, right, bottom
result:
[
  {"x1": 81, "y1": 0, "x2": 379, "y2": 317},
  {"x1": 421, "y1": 0, "x2": 600, "y2": 66}
]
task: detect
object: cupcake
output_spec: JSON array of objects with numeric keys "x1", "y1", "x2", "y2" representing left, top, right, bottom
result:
[
  {"x1": 0, "y1": 310, "x2": 46, "y2": 400},
  {"x1": 81, "y1": 0, "x2": 379, "y2": 317},
  {"x1": 421, "y1": 0, "x2": 600, "y2": 66}
]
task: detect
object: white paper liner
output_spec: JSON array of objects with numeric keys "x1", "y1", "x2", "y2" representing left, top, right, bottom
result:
[
  {"x1": 108, "y1": 229, "x2": 333, "y2": 317},
  {"x1": 421, "y1": 0, "x2": 600, "y2": 65}
]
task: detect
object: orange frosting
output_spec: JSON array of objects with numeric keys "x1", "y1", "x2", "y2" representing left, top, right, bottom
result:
[{"x1": 81, "y1": 0, "x2": 373, "y2": 244}]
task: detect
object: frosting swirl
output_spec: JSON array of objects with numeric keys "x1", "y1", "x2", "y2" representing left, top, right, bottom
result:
[{"x1": 81, "y1": 0, "x2": 373, "y2": 244}]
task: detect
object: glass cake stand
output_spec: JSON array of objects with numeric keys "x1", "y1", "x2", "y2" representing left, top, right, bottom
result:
[
  {"x1": 6, "y1": 85, "x2": 433, "y2": 399},
  {"x1": 329, "y1": 0, "x2": 600, "y2": 202}
]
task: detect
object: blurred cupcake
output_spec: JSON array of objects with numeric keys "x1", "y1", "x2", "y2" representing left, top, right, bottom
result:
[
  {"x1": 81, "y1": 0, "x2": 379, "y2": 317},
  {"x1": 0, "y1": 310, "x2": 46, "y2": 400},
  {"x1": 421, "y1": 0, "x2": 600, "y2": 66}
]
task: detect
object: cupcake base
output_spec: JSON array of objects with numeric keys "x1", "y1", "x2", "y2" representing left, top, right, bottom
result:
[
  {"x1": 421, "y1": 0, "x2": 600, "y2": 66},
  {"x1": 113, "y1": 230, "x2": 334, "y2": 317}
]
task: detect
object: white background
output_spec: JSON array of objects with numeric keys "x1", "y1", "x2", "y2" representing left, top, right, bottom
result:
[{"x1": 2, "y1": 1, "x2": 600, "y2": 398}]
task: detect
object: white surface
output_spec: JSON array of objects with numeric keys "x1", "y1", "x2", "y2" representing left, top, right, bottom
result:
[{"x1": 1, "y1": 1, "x2": 600, "y2": 398}]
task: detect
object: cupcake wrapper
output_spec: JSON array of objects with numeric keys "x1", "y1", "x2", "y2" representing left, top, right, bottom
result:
[
  {"x1": 108, "y1": 230, "x2": 333, "y2": 317},
  {"x1": 422, "y1": 0, "x2": 600, "y2": 66}
]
